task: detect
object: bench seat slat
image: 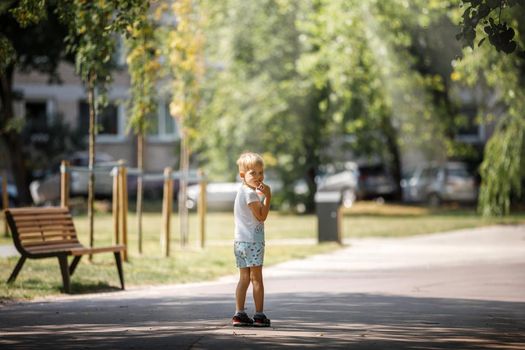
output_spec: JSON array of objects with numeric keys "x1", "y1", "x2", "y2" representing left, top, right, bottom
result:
[
  {"x1": 15, "y1": 220, "x2": 76, "y2": 228},
  {"x1": 23, "y1": 238, "x2": 80, "y2": 246},
  {"x1": 13, "y1": 212, "x2": 71, "y2": 221},
  {"x1": 26, "y1": 241, "x2": 84, "y2": 252},
  {"x1": 27, "y1": 244, "x2": 85, "y2": 254},
  {"x1": 19, "y1": 232, "x2": 78, "y2": 240},
  {"x1": 18, "y1": 227, "x2": 76, "y2": 238},
  {"x1": 10, "y1": 215, "x2": 72, "y2": 225},
  {"x1": 8, "y1": 207, "x2": 69, "y2": 214},
  {"x1": 70, "y1": 245, "x2": 125, "y2": 255}
]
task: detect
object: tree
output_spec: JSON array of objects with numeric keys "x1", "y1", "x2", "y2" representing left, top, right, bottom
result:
[
  {"x1": 125, "y1": 3, "x2": 160, "y2": 253},
  {"x1": 58, "y1": 0, "x2": 148, "y2": 251},
  {"x1": 0, "y1": 0, "x2": 69, "y2": 205},
  {"x1": 167, "y1": 0, "x2": 205, "y2": 245},
  {"x1": 201, "y1": 0, "x2": 321, "y2": 210},
  {"x1": 453, "y1": 3, "x2": 525, "y2": 215}
]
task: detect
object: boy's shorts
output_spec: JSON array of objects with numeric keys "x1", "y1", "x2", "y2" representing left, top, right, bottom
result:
[{"x1": 234, "y1": 241, "x2": 265, "y2": 268}]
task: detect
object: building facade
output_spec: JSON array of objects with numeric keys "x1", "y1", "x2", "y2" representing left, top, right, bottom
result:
[{"x1": 13, "y1": 61, "x2": 180, "y2": 173}]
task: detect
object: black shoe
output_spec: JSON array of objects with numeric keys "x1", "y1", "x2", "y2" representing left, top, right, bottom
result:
[
  {"x1": 232, "y1": 313, "x2": 254, "y2": 327},
  {"x1": 253, "y1": 314, "x2": 271, "y2": 327}
]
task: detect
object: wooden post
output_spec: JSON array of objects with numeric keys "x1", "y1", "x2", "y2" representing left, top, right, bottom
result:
[
  {"x1": 161, "y1": 167, "x2": 173, "y2": 257},
  {"x1": 112, "y1": 166, "x2": 121, "y2": 245},
  {"x1": 198, "y1": 169, "x2": 207, "y2": 249},
  {"x1": 337, "y1": 205, "x2": 343, "y2": 244},
  {"x1": 136, "y1": 132, "x2": 144, "y2": 254},
  {"x1": 118, "y1": 161, "x2": 128, "y2": 262},
  {"x1": 2, "y1": 171, "x2": 8, "y2": 237},
  {"x1": 60, "y1": 160, "x2": 70, "y2": 208}
]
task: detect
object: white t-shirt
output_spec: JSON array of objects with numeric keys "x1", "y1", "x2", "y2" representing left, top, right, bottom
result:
[{"x1": 234, "y1": 184, "x2": 265, "y2": 242}]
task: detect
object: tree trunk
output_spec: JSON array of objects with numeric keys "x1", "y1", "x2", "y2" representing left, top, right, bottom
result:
[
  {"x1": 381, "y1": 114, "x2": 402, "y2": 201},
  {"x1": 87, "y1": 75, "x2": 96, "y2": 259},
  {"x1": 304, "y1": 87, "x2": 328, "y2": 212},
  {"x1": 136, "y1": 131, "x2": 144, "y2": 254},
  {"x1": 0, "y1": 66, "x2": 32, "y2": 205},
  {"x1": 178, "y1": 129, "x2": 189, "y2": 247}
]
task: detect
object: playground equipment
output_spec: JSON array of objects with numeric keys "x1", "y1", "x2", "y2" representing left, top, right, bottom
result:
[{"x1": 60, "y1": 161, "x2": 207, "y2": 259}]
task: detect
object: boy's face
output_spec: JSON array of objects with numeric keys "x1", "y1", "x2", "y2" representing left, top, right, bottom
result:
[{"x1": 241, "y1": 164, "x2": 264, "y2": 189}]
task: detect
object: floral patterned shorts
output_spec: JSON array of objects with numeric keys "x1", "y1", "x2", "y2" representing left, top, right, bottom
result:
[{"x1": 234, "y1": 241, "x2": 265, "y2": 268}]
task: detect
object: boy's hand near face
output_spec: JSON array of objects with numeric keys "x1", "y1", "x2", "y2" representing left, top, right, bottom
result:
[
  {"x1": 249, "y1": 182, "x2": 272, "y2": 222},
  {"x1": 257, "y1": 182, "x2": 272, "y2": 199}
]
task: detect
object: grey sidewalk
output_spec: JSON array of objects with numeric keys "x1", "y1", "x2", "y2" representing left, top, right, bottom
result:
[{"x1": 1, "y1": 225, "x2": 524, "y2": 349}]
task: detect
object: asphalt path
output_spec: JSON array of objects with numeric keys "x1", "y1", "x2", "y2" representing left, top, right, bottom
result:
[{"x1": 1, "y1": 224, "x2": 524, "y2": 349}]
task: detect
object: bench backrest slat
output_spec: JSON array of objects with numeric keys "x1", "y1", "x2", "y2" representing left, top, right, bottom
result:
[{"x1": 5, "y1": 207, "x2": 80, "y2": 255}]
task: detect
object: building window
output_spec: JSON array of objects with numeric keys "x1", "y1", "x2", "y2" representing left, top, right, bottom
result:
[
  {"x1": 78, "y1": 101, "x2": 122, "y2": 137},
  {"x1": 98, "y1": 104, "x2": 119, "y2": 135},
  {"x1": 24, "y1": 100, "x2": 55, "y2": 143},
  {"x1": 25, "y1": 101, "x2": 48, "y2": 132},
  {"x1": 455, "y1": 105, "x2": 481, "y2": 143},
  {"x1": 147, "y1": 102, "x2": 180, "y2": 141}
]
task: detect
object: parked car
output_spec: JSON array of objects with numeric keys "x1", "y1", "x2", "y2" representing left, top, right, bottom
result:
[
  {"x1": 316, "y1": 162, "x2": 359, "y2": 208},
  {"x1": 30, "y1": 152, "x2": 118, "y2": 205},
  {"x1": 186, "y1": 179, "x2": 283, "y2": 211},
  {"x1": 187, "y1": 182, "x2": 240, "y2": 211},
  {"x1": 356, "y1": 163, "x2": 398, "y2": 200},
  {"x1": 135, "y1": 168, "x2": 199, "y2": 200},
  {"x1": 401, "y1": 161, "x2": 479, "y2": 206}
]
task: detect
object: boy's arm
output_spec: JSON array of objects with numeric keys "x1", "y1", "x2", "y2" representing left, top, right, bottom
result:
[{"x1": 248, "y1": 186, "x2": 271, "y2": 222}]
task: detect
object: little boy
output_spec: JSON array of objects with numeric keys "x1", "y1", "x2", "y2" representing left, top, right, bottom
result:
[{"x1": 231, "y1": 152, "x2": 272, "y2": 327}]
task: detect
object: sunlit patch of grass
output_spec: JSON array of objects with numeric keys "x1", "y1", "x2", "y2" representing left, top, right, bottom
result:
[{"x1": 343, "y1": 201, "x2": 430, "y2": 216}]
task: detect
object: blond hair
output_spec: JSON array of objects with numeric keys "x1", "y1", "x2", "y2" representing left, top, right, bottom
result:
[{"x1": 236, "y1": 152, "x2": 264, "y2": 173}]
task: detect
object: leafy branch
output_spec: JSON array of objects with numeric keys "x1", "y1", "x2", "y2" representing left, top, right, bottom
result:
[{"x1": 457, "y1": 0, "x2": 524, "y2": 57}]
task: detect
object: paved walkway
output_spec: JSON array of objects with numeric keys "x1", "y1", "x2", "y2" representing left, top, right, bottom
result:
[{"x1": 1, "y1": 225, "x2": 524, "y2": 349}]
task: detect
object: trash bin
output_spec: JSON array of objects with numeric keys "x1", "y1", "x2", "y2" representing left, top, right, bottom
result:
[{"x1": 315, "y1": 191, "x2": 342, "y2": 243}]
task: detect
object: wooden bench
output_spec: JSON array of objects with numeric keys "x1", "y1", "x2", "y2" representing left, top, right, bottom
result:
[{"x1": 5, "y1": 207, "x2": 125, "y2": 293}]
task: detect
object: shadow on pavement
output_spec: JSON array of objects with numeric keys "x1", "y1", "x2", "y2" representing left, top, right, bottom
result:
[{"x1": 1, "y1": 292, "x2": 524, "y2": 349}]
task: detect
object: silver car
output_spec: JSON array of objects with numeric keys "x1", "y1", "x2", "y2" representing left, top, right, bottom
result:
[
  {"x1": 316, "y1": 162, "x2": 359, "y2": 208},
  {"x1": 30, "y1": 152, "x2": 117, "y2": 205},
  {"x1": 401, "y1": 161, "x2": 479, "y2": 206}
]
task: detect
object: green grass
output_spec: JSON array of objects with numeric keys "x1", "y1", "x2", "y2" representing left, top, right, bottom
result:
[{"x1": 0, "y1": 201, "x2": 523, "y2": 302}]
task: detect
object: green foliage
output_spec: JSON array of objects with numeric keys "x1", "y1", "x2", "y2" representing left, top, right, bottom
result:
[
  {"x1": 59, "y1": 1, "x2": 116, "y2": 97},
  {"x1": 452, "y1": 1, "x2": 525, "y2": 215},
  {"x1": 125, "y1": 4, "x2": 160, "y2": 135},
  {"x1": 201, "y1": 0, "x2": 319, "y2": 209},
  {"x1": 0, "y1": 0, "x2": 66, "y2": 75},
  {"x1": 478, "y1": 115, "x2": 524, "y2": 215},
  {"x1": 457, "y1": 0, "x2": 524, "y2": 56},
  {"x1": 167, "y1": 0, "x2": 205, "y2": 145},
  {"x1": 0, "y1": 35, "x2": 16, "y2": 72},
  {"x1": 9, "y1": 0, "x2": 46, "y2": 27},
  {"x1": 58, "y1": 0, "x2": 148, "y2": 104}
]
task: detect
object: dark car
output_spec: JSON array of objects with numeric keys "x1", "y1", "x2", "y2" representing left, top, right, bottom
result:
[{"x1": 356, "y1": 163, "x2": 398, "y2": 200}]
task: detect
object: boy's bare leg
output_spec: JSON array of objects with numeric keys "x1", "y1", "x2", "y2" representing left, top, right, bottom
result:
[
  {"x1": 250, "y1": 266, "x2": 264, "y2": 313},
  {"x1": 236, "y1": 267, "x2": 251, "y2": 312}
]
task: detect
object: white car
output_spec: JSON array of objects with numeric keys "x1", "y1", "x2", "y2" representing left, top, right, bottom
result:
[
  {"x1": 186, "y1": 180, "x2": 282, "y2": 211},
  {"x1": 186, "y1": 182, "x2": 240, "y2": 211},
  {"x1": 316, "y1": 161, "x2": 359, "y2": 208}
]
